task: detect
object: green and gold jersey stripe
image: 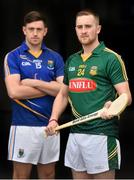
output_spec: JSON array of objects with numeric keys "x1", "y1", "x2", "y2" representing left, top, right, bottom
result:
[
  {"x1": 68, "y1": 97, "x2": 81, "y2": 118},
  {"x1": 104, "y1": 48, "x2": 128, "y2": 80},
  {"x1": 108, "y1": 146, "x2": 118, "y2": 160}
]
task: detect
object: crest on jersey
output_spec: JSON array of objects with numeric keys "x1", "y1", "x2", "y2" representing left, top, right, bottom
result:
[
  {"x1": 89, "y1": 66, "x2": 97, "y2": 76},
  {"x1": 17, "y1": 148, "x2": 25, "y2": 158},
  {"x1": 47, "y1": 60, "x2": 54, "y2": 70}
]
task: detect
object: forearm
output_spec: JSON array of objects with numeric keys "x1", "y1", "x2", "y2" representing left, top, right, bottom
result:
[
  {"x1": 114, "y1": 81, "x2": 132, "y2": 106},
  {"x1": 5, "y1": 75, "x2": 46, "y2": 100},
  {"x1": 34, "y1": 80, "x2": 62, "y2": 97},
  {"x1": 21, "y1": 79, "x2": 63, "y2": 97},
  {"x1": 45, "y1": 84, "x2": 69, "y2": 136},
  {"x1": 7, "y1": 84, "x2": 46, "y2": 100},
  {"x1": 50, "y1": 92, "x2": 68, "y2": 121}
]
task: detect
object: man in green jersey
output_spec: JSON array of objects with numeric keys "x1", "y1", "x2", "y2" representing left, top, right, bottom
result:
[{"x1": 46, "y1": 9, "x2": 132, "y2": 179}]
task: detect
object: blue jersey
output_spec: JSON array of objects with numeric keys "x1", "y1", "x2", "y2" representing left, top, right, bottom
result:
[{"x1": 5, "y1": 41, "x2": 64, "y2": 126}]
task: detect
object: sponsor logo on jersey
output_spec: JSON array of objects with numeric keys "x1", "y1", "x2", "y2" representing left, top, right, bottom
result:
[
  {"x1": 69, "y1": 67, "x2": 75, "y2": 71},
  {"x1": 89, "y1": 66, "x2": 97, "y2": 76},
  {"x1": 22, "y1": 62, "x2": 31, "y2": 66},
  {"x1": 20, "y1": 54, "x2": 28, "y2": 60},
  {"x1": 17, "y1": 148, "x2": 25, "y2": 158},
  {"x1": 69, "y1": 78, "x2": 96, "y2": 92},
  {"x1": 79, "y1": 64, "x2": 86, "y2": 68},
  {"x1": 47, "y1": 60, "x2": 54, "y2": 70},
  {"x1": 33, "y1": 59, "x2": 42, "y2": 63}
]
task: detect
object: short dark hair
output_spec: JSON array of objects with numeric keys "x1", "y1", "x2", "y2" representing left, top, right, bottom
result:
[
  {"x1": 76, "y1": 9, "x2": 100, "y2": 25},
  {"x1": 23, "y1": 11, "x2": 47, "y2": 27}
]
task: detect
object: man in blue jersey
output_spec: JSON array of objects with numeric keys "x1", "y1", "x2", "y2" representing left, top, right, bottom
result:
[{"x1": 4, "y1": 11, "x2": 64, "y2": 179}]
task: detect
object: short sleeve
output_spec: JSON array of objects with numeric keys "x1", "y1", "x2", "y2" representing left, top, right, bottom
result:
[
  {"x1": 63, "y1": 58, "x2": 70, "y2": 85},
  {"x1": 106, "y1": 54, "x2": 128, "y2": 85},
  {"x1": 54, "y1": 53, "x2": 64, "y2": 77},
  {"x1": 4, "y1": 52, "x2": 20, "y2": 76}
]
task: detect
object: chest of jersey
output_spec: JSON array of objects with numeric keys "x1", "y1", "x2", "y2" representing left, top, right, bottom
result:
[
  {"x1": 19, "y1": 52, "x2": 55, "y2": 81},
  {"x1": 68, "y1": 55, "x2": 109, "y2": 93}
]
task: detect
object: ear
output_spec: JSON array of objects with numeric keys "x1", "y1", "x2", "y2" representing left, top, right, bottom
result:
[
  {"x1": 75, "y1": 26, "x2": 78, "y2": 36},
  {"x1": 97, "y1": 25, "x2": 101, "y2": 34},
  {"x1": 22, "y1": 26, "x2": 26, "y2": 35},
  {"x1": 44, "y1": 27, "x2": 48, "y2": 37}
]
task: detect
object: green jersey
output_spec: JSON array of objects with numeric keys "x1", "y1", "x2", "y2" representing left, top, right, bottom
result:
[{"x1": 64, "y1": 42, "x2": 128, "y2": 138}]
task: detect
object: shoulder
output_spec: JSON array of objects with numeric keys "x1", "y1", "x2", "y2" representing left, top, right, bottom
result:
[
  {"x1": 4, "y1": 46, "x2": 22, "y2": 67},
  {"x1": 102, "y1": 48, "x2": 126, "y2": 74},
  {"x1": 46, "y1": 48, "x2": 63, "y2": 59},
  {"x1": 69, "y1": 51, "x2": 81, "y2": 59},
  {"x1": 66, "y1": 51, "x2": 81, "y2": 64},
  {"x1": 103, "y1": 47, "x2": 122, "y2": 61},
  {"x1": 5, "y1": 45, "x2": 22, "y2": 59}
]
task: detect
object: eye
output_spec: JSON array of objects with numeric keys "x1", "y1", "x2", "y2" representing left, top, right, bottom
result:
[
  {"x1": 76, "y1": 25, "x2": 83, "y2": 29},
  {"x1": 37, "y1": 28, "x2": 42, "y2": 32},
  {"x1": 28, "y1": 27, "x2": 34, "y2": 31},
  {"x1": 76, "y1": 24, "x2": 92, "y2": 29},
  {"x1": 85, "y1": 24, "x2": 91, "y2": 28}
]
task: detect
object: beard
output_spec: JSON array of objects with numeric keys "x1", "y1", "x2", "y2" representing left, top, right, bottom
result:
[
  {"x1": 77, "y1": 31, "x2": 99, "y2": 46},
  {"x1": 79, "y1": 36, "x2": 96, "y2": 46}
]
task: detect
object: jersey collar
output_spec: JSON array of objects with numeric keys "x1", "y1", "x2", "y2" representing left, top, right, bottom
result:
[
  {"x1": 20, "y1": 41, "x2": 48, "y2": 53},
  {"x1": 78, "y1": 41, "x2": 106, "y2": 56},
  {"x1": 92, "y1": 41, "x2": 106, "y2": 55}
]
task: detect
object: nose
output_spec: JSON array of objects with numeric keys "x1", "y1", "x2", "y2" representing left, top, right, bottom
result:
[
  {"x1": 81, "y1": 26, "x2": 87, "y2": 33},
  {"x1": 33, "y1": 29, "x2": 38, "y2": 36}
]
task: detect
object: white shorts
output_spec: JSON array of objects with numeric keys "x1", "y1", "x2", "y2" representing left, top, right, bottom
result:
[
  {"x1": 8, "y1": 126, "x2": 60, "y2": 165},
  {"x1": 65, "y1": 133, "x2": 121, "y2": 174}
]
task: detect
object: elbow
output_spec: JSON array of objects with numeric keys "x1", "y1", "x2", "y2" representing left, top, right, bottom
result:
[
  {"x1": 127, "y1": 93, "x2": 132, "y2": 106},
  {"x1": 128, "y1": 97, "x2": 132, "y2": 106},
  {"x1": 52, "y1": 86, "x2": 62, "y2": 97},
  {"x1": 8, "y1": 89, "x2": 20, "y2": 99},
  {"x1": 52, "y1": 90, "x2": 59, "y2": 97},
  {"x1": 8, "y1": 93, "x2": 17, "y2": 100}
]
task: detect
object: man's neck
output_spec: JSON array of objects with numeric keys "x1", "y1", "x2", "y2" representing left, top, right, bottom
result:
[
  {"x1": 26, "y1": 41, "x2": 42, "y2": 53},
  {"x1": 82, "y1": 41, "x2": 100, "y2": 55}
]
